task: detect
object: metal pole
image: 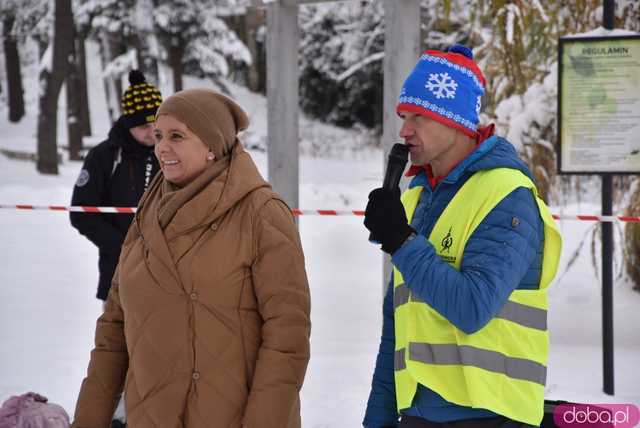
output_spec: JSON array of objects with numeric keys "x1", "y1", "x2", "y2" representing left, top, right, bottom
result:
[
  {"x1": 601, "y1": 0, "x2": 615, "y2": 396},
  {"x1": 266, "y1": 1, "x2": 299, "y2": 210},
  {"x1": 382, "y1": 0, "x2": 421, "y2": 293},
  {"x1": 602, "y1": 175, "x2": 614, "y2": 395}
]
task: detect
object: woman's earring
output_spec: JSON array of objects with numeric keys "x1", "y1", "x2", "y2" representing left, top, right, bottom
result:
[{"x1": 207, "y1": 152, "x2": 215, "y2": 161}]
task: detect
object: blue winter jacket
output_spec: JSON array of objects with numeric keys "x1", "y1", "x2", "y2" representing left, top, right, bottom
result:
[{"x1": 363, "y1": 136, "x2": 545, "y2": 427}]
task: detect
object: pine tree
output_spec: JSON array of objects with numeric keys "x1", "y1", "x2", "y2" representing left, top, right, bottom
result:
[
  {"x1": 154, "y1": 0, "x2": 251, "y2": 93},
  {"x1": 299, "y1": 1, "x2": 385, "y2": 129},
  {"x1": 78, "y1": 0, "x2": 139, "y2": 122}
]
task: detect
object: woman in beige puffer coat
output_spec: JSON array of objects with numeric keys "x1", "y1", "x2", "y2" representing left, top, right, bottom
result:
[{"x1": 72, "y1": 89, "x2": 311, "y2": 428}]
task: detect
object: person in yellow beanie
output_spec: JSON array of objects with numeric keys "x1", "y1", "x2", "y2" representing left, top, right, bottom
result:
[
  {"x1": 72, "y1": 89, "x2": 311, "y2": 428},
  {"x1": 70, "y1": 70, "x2": 163, "y2": 303}
]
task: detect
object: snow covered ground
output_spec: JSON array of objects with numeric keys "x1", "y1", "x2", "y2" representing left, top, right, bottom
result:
[{"x1": 0, "y1": 44, "x2": 638, "y2": 426}]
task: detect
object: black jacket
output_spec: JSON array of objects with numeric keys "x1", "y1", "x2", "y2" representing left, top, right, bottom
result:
[{"x1": 70, "y1": 117, "x2": 160, "y2": 300}]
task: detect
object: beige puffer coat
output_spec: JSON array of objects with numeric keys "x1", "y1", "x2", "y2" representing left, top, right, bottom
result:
[{"x1": 72, "y1": 144, "x2": 311, "y2": 428}]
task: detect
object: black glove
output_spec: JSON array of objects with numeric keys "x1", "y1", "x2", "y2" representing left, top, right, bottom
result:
[{"x1": 364, "y1": 187, "x2": 415, "y2": 254}]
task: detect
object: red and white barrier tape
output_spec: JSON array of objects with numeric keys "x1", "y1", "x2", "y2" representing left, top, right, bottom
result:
[
  {"x1": 0, "y1": 204, "x2": 137, "y2": 213},
  {"x1": 291, "y1": 209, "x2": 366, "y2": 216},
  {"x1": 1, "y1": 204, "x2": 640, "y2": 222}
]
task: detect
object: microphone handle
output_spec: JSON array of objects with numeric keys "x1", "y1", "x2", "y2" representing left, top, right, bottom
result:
[
  {"x1": 382, "y1": 165, "x2": 405, "y2": 191},
  {"x1": 369, "y1": 161, "x2": 406, "y2": 243},
  {"x1": 368, "y1": 143, "x2": 409, "y2": 243}
]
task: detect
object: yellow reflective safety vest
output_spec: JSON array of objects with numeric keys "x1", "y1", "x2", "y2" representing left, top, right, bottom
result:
[{"x1": 393, "y1": 167, "x2": 562, "y2": 426}]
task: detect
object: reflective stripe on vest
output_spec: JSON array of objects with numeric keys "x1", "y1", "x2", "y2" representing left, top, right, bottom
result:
[
  {"x1": 399, "y1": 343, "x2": 547, "y2": 385},
  {"x1": 394, "y1": 283, "x2": 548, "y2": 331},
  {"x1": 393, "y1": 167, "x2": 562, "y2": 426}
]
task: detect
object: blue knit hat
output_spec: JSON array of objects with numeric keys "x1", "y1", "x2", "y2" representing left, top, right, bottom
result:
[{"x1": 397, "y1": 44, "x2": 486, "y2": 138}]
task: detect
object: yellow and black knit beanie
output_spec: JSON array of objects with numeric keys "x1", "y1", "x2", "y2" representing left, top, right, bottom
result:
[{"x1": 121, "y1": 70, "x2": 163, "y2": 129}]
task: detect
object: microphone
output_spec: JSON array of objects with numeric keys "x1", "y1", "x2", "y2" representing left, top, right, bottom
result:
[
  {"x1": 382, "y1": 143, "x2": 410, "y2": 191},
  {"x1": 369, "y1": 143, "x2": 409, "y2": 242}
]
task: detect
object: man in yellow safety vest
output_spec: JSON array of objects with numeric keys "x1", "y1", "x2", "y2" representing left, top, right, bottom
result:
[{"x1": 363, "y1": 44, "x2": 562, "y2": 428}]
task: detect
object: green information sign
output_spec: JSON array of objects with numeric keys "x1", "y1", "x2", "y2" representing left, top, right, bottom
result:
[{"x1": 558, "y1": 35, "x2": 640, "y2": 174}]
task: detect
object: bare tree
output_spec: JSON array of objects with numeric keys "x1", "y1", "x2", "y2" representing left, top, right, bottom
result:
[
  {"x1": 166, "y1": 42, "x2": 186, "y2": 92},
  {"x1": 67, "y1": 19, "x2": 83, "y2": 160},
  {"x1": 2, "y1": 11, "x2": 25, "y2": 122},
  {"x1": 244, "y1": 7, "x2": 265, "y2": 93},
  {"x1": 36, "y1": 0, "x2": 73, "y2": 174},
  {"x1": 225, "y1": 7, "x2": 265, "y2": 93},
  {"x1": 77, "y1": 26, "x2": 91, "y2": 136}
]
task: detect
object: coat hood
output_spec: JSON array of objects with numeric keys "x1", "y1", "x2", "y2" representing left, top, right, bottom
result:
[{"x1": 136, "y1": 143, "x2": 270, "y2": 242}]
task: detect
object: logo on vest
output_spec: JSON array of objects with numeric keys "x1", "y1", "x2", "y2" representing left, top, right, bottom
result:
[{"x1": 439, "y1": 227, "x2": 456, "y2": 264}]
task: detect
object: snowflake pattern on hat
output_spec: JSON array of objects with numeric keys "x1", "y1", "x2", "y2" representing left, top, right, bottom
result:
[{"x1": 426, "y1": 72, "x2": 458, "y2": 99}]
